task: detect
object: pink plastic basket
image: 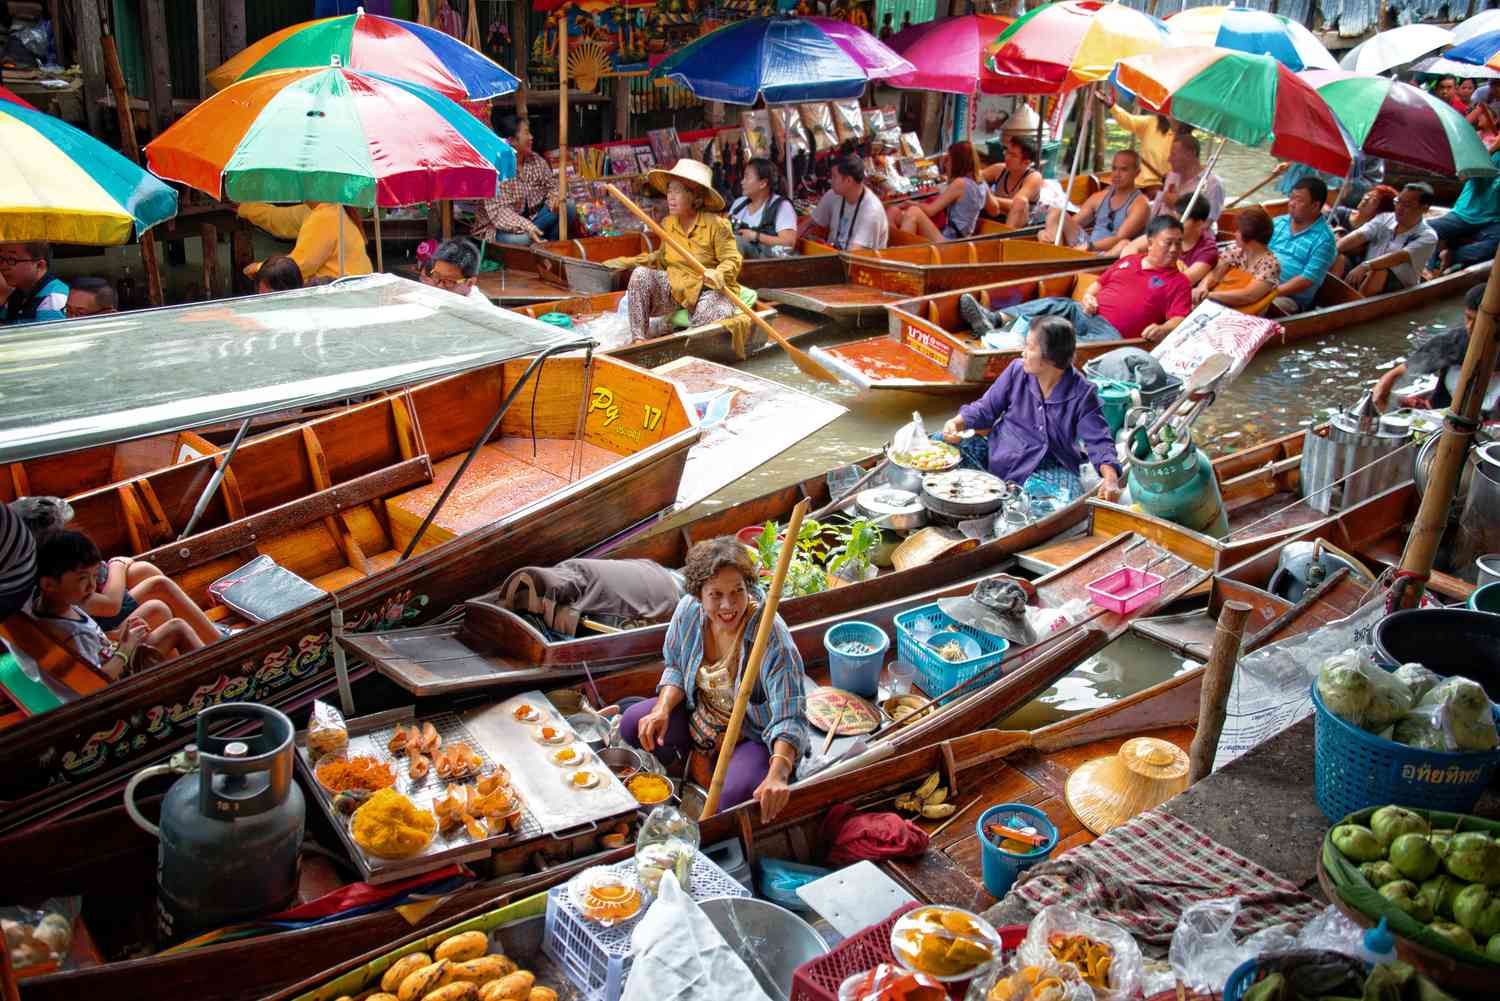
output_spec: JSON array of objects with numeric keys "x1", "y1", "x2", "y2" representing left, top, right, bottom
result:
[{"x1": 1085, "y1": 568, "x2": 1164, "y2": 614}]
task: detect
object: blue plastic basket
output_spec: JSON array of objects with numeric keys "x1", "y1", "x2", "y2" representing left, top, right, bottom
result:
[
  {"x1": 823, "y1": 621, "x2": 889, "y2": 698},
  {"x1": 1223, "y1": 954, "x2": 1373, "y2": 1001},
  {"x1": 894, "y1": 603, "x2": 1008, "y2": 705},
  {"x1": 1311, "y1": 681, "x2": 1500, "y2": 821},
  {"x1": 976, "y1": 803, "x2": 1057, "y2": 898}
]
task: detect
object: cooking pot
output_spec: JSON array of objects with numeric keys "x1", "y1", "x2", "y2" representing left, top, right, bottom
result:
[
  {"x1": 920, "y1": 469, "x2": 1009, "y2": 520},
  {"x1": 855, "y1": 486, "x2": 928, "y2": 531}
]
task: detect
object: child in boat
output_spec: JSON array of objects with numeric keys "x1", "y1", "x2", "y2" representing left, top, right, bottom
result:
[{"x1": 28, "y1": 531, "x2": 204, "y2": 679}]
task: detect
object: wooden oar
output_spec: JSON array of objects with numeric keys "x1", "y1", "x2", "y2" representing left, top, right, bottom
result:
[
  {"x1": 603, "y1": 183, "x2": 840, "y2": 384},
  {"x1": 1224, "y1": 167, "x2": 1283, "y2": 211},
  {"x1": 702, "y1": 497, "x2": 810, "y2": 820}
]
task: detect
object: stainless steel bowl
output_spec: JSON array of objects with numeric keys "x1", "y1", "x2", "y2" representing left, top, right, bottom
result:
[
  {"x1": 698, "y1": 896, "x2": 827, "y2": 1001},
  {"x1": 598, "y1": 745, "x2": 643, "y2": 779},
  {"x1": 567, "y1": 712, "x2": 610, "y2": 752}
]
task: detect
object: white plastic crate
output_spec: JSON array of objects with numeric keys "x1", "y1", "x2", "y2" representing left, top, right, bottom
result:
[{"x1": 542, "y1": 851, "x2": 749, "y2": 1001}]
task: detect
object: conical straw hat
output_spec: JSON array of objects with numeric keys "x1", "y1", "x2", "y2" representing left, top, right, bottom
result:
[{"x1": 1065, "y1": 736, "x2": 1189, "y2": 835}]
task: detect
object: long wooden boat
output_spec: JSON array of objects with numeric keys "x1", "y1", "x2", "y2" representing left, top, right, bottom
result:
[
  {"x1": 816, "y1": 260, "x2": 1490, "y2": 394},
  {"x1": 0, "y1": 277, "x2": 706, "y2": 835}
]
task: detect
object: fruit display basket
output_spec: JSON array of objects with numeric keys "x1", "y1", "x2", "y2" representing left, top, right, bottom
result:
[{"x1": 1318, "y1": 805, "x2": 1500, "y2": 995}]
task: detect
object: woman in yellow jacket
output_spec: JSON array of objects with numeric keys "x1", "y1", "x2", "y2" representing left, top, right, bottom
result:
[
  {"x1": 237, "y1": 202, "x2": 372, "y2": 282},
  {"x1": 603, "y1": 160, "x2": 744, "y2": 343}
]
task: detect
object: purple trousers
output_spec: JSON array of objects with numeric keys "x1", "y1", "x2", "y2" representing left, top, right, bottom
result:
[{"x1": 621, "y1": 696, "x2": 771, "y2": 810}]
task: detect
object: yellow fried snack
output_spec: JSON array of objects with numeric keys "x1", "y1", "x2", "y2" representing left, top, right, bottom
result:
[{"x1": 352, "y1": 788, "x2": 437, "y2": 859}]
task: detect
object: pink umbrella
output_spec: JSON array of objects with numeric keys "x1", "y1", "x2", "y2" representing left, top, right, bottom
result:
[{"x1": 885, "y1": 14, "x2": 1017, "y2": 95}]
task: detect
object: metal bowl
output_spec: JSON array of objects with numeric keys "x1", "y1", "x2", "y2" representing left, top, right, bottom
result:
[
  {"x1": 567, "y1": 712, "x2": 610, "y2": 752},
  {"x1": 598, "y1": 745, "x2": 643, "y2": 780},
  {"x1": 698, "y1": 897, "x2": 827, "y2": 1001},
  {"x1": 855, "y1": 486, "x2": 928, "y2": 532}
]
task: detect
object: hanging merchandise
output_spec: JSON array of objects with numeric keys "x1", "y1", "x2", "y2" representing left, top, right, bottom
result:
[
  {"x1": 770, "y1": 105, "x2": 812, "y2": 160},
  {"x1": 799, "y1": 102, "x2": 839, "y2": 152},
  {"x1": 742, "y1": 109, "x2": 773, "y2": 157},
  {"x1": 831, "y1": 98, "x2": 866, "y2": 142}
]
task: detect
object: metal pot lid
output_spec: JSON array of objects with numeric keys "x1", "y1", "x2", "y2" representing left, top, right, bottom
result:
[
  {"x1": 855, "y1": 487, "x2": 924, "y2": 519},
  {"x1": 920, "y1": 468, "x2": 1009, "y2": 517}
]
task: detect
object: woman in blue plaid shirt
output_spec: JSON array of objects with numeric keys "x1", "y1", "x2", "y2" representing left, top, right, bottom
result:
[{"x1": 621, "y1": 537, "x2": 808, "y2": 821}]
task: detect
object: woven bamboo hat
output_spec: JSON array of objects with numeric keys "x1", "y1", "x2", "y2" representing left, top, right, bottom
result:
[
  {"x1": 1065, "y1": 737, "x2": 1189, "y2": 835},
  {"x1": 647, "y1": 158, "x2": 726, "y2": 212}
]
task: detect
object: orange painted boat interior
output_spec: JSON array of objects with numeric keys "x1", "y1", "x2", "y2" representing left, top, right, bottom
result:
[
  {"x1": 847, "y1": 234, "x2": 1102, "y2": 269},
  {"x1": 0, "y1": 356, "x2": 692, "y2": 717}
]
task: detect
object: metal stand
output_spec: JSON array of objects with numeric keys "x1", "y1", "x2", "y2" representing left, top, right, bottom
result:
[
  {"x1": 179, "y1": 418, "x2": 252, "y2": 540},
  {"x1": 330, "y1": 600, "x2": 355, "y2": 716}
]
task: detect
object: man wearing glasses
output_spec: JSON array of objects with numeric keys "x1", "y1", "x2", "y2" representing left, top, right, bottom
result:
[
  {"x1": 1, "y1": 242, "x2": 69, "y2": 325},
  {"x1": 419, "y1": 237, "x2": 495, "y2": 307}
]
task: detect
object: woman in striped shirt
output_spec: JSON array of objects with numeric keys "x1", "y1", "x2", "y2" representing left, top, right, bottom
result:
[
  {"x1": 621, "y1": 537, "x2": 808, "y2": 820},
  {"x1": 0, "y1": 503, "x2": 37, "y2": 620}
]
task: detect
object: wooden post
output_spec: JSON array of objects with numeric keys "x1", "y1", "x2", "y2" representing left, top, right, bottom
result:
[
  {"x1": 442, "y1": 202, "x2": 453, "y2": 240},
  {"x1": 231, "y1": 227, "x2": 254, "y2": 294},
  {"x1": 197, "y1": 0, "x2": 222, "y2": 97},
  {"x1": 101, "y1": 31, "x2": 165, "y2": 307},
  {"x1": 558, "y1": 11, "x2": 569, "y2": 241},
  {"x1": 1394, "y1": 244, "x2": 1500, "y2": 607},
  {"x1": 200, "y1": 223, "x2": 219, "y2": 299},
  {"x1": 139, "y1": 0, "x2": 173, "y2": 137},
  {"x1": 511, "y1": 0, "x2": 530, "y2": 120},
  {"x1": 220, "y1": 0, "x2": 247, "y2": 60},
  {"x1": 75, "y1": 0, "x2": 107, "y2": 136},
  {"x1": 613, "y1": 75, "x2": 629, "y2": 141},
  {"x1": 1188, "y1": 600, "x2": 1252, "y2": 784}
]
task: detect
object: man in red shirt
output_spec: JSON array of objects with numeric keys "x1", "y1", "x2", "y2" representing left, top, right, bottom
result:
[{"x1": 959, "y1": 216, "x2": 1192, "y2": 343}]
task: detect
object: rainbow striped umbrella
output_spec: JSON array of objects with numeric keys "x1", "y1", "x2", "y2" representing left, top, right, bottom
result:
[
  {"x1": 0, "y1": 99, "x2": 177, "y2": 245},
  {"x1": 1166, "y1": 5, "x2": 1336, "y2": 72},
  {"x1": 984, "y1": 0, "x2": 1172, "y2": 94},
  {"x1": 145, "y1": 64, "x2": 515, "y2": 208},
  {"x1": 206, "y1": 10, "x2": 517, "y2": 101}
]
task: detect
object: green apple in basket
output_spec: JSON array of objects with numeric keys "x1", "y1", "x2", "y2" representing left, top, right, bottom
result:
[
  {"x1": 1389, "y1": 832, "x2": 1441, "y2": 881},
  {"x1": 1370, "y1": 805, "x2": 1430, "y2": 848},
  {"x1": 1453, "y1": 884, "x2": 1500, "y2": 940},
  {"x1": 1427, "y1": 921, "x2": 1478, "y2": 950},
  {"x1": 1380, "y1": 880, "x2": 1434, "y2": 923},
  {"x1": 1361, "y1": 861, "x2": 1402, "y2": 888},
  {"x1": 1419, "y1": 873, "x2": 1468, "y2": 920},
  {"x1": 1332, "y1": 823, "x2": 1385, "y2": 863},
  {"x1": 1444, "y1": 832, "x2": 1500, "y2": 886}
]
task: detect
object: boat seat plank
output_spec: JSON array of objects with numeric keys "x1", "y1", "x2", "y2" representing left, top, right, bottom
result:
[
  {"x1": 1017, "y1": 533, "x2": 1113, "y2": 574},
  {"x1": 0, "y1": 617, "x2": 111, "y2": 698}
]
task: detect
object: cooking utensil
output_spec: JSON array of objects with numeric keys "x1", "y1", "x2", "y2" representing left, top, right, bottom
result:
[
  {"x1": 855, "y1": 486, "x2": 928, "y2": 531},
  {"x1": 810, "y1": 459, "x2": 892, "y2": 521},
  {"x1": 919, "y1": 468, "x2": 1008, "y2": 519},
  {"x1": 821, "y1": 707, "x2": 847, "y2": 755},
  {"x1": 1139, "y1": 353, "x2": 1232, "y2": 449}
]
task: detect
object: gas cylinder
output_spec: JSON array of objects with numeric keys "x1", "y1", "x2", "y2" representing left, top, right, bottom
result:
[
  {"x1": 125, "y1": 703, "x2": 305, "y2": 943},
  {"x1": 1126, "y1": 438, "x2": 1228, "y2": 539}
]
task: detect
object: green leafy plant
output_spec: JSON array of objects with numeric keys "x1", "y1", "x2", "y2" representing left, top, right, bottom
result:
[
  {"x1": 752, "y1": 519, "x2": 830, "y2": 598},
  {"x1": 827, "y1": 517, "x2": 883, "y2": 581}
]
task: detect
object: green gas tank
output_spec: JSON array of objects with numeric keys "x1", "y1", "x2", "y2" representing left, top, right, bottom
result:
[{"x1": 1127, "y1": 438, "x2": 1228, "y2": 538}]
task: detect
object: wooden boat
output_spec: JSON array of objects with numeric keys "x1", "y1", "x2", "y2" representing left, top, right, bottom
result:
[
  {"x1": 0, "y1": 277, "x2": 707, "y2": 835},
  {"x1": 398, "y1": 244, "x2": 570, "y2": 308},
  {"x1": 816, "y1": 260, "x2": 1491, "y2": 394}
]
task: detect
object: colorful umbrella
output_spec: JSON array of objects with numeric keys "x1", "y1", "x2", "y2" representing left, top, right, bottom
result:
[
  {"x1": 884, "y1": 14, "x2": 1016, "y2": 95},
  {"x1": 205, "y1": 10, "x2": 517, "y2": 101},
  {"x1": 984, "y1": 0, "x2": 1172, "y2": 95},
  {"x1": 1113, "y1": 47, "x2": 1351, "y2": 176},
  {"x1": 0, "y1": 85, "x2": 36, "y2": 110},
  {"x1": 145, "y1": 64, "x2": 515, "y2": 208},
  {"x1": 1445, "y1": 29, "x2": 1500, "y2": 72},
  {"x1": 1165, "y1": 5, "x2": 1335, "y2": 71},
  {"x1": 1337, "y1": 23, "x2": 1452, "y2": 75},
  {"x1": 649, "y1": 16, "x2": 914, "y2": 104},
  {"x1": 1409, "y1": 55, "x2": 1500, "y2": 81},
  {"x1": 1453, "y1": 9, "x2": 1500, "y2": 46},
  {"x1": 0, "y1": 99, "x2": 177, "y2": 245},
  {"x1": 1301, "y1": 70, "x2": 1497, "y2": 179}
]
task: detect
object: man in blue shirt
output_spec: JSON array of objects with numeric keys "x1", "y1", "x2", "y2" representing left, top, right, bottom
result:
[
  {"x1": 1, "y1": 242, "x2": 69, "y2": 325},
  {"x1": 1269, "y1": 177, "x2": 1337, "y2": 315},
  {"x1": 1426, "y1": 146, "x2": 1500, "y2": 276}
]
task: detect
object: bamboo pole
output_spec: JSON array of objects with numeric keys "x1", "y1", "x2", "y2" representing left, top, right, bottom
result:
[
  {"x1": 374, "y1": 207, "x2": 384, "y2": 273},
  {"x1": 1188, "y1": 600, "x2": 1251, "y2": 784},
  {"x1": 101, "y1": 30, "x2": 165, "y2": 307},
  {"x1": 1224, "y1": 167, "x2": 1282, "y2": 211},
  {"x1": 604, "y1": 183, "x2": 840, "y2": 383},
  {"x1": 558, "y1": 12, "x2": 569, "y2": 241},
  {"x1": 702, "y1": 498, "x2": 809, "y2": 820},
  {"x1": 1393, "y1": 244, "x2": 1500, "y2": 607}
]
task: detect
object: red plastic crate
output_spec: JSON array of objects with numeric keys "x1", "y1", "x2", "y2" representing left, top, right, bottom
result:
[{"x1": 790, "y1": 903, "x2": 1025, "y2": 1001}]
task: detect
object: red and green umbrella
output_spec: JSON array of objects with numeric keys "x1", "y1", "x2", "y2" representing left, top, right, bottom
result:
[
  {"x1": 206, "y1": 10, "x2": 517, "y2": 101},
  {"x1": 145, "y1": 63, "x2": 515, "y2": 208},
  {"x1": 1113, "y1": 47, "x2": 1351, "y2": 176},
  {"x1": 1301, "y1": 70, "x2": 1497, "y2": 179},
  {"x1": 984, "y1": 0, "x2": 1172, "y2": 94}
]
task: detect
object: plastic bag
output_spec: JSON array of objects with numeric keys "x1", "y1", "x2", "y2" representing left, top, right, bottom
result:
[
  {"x1": 799, "y1": 103, "x2": 839, "y2": 153},
  {"x1": 1025, "y1": 600, "x2": 1089, "y2": 641},
  {"x1": 3, "y1": 897, "x2": 84, "y2": 975},
  {"x1": 1395, "y1": 676, "x2": 1500, "y2": 752},
  {"x1": 575, "y1": 311, "x2": 634, "y2": 350},
  {"x1": 1313, "y1": 649, "x2": 1413, "y2": 731},
  {"x1": 1018, "y1": 906, "x2": 1142, "y2": 1001},
  {"x1": 1393, "y1": 662, "x2": 1441, "y2": 702},
  {"x1": 771, "y1": 106, "x2": 811, "y2": 159},
  {"x1": 754, "y1": 857, "x2": 829, "y2": 912},
  {"x1": 893, "y1": 411, "x2": 929, "y2": 457},
  {"x1": 968, "y1": 956, "x2": 1096, "y2": 1001},
  {"x1": 306, "y1": 699, "x2": 348, "y2": 760},
  {"x1": 832, "y1": 100, "x2": 866, "y2": 143},
  {"x1": 1167, "y1": 898, "x2": 1298, "y2": 993},
  {"x1": 841, "y1": 963, "x2": 945, "y2": 1001},
  {"x1": 742, "y1": 110, "x2": 772, "y2": 158},
  {"x1": 900, "y1": 132, "x2": 925, "y2": 159},
  {"x1": 635, "y1": 805, "x2": 700, "y2": 896}
]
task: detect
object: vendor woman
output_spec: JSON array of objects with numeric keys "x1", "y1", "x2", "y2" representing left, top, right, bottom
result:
[
  {"x1": 605, "y1": 160, "x2": 745, "y2": 342},
  {"x1": 622, "y1": 537, "x2": 807, "y2": 822},
  {"x1": 941, "y1": 316, "x2": 1122, "y2": 502}
]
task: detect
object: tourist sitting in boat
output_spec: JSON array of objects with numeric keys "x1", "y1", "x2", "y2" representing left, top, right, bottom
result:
[
  {"x1": 1, "y1": 242, "x2": 68, "y2": 325},
  {"x1": 0, "y1": 503, "x2": 34, "y2": 621},
  {"x1": 939, "y1": 316, "x2": 1121, "y2": 503},
  {"x1": 802, "y1": 153, "x2": 890, "y2": 252},
  {"x1": 957, "y1": 215, "x2": 1192, "y2": 343},
  {"x1": 63, "y1": 278, "x2": 117, "y2": 318},
  {"x1": 1106, "y1": 99, "x2": 1176, "y2": 191},
  {"x1": 1039, "y1": 150, "x2": 1148, "y2": 253},
  {"x1": 729, "y1": 157, "x2": 798, "y2": 259},
  {"x1": 1269, "y1": 177, "x2": 1337, "y2": 315},
  {"x1": 1275, "y1": 154, "x2": 1384, "y2": 227},
  {"x1": 1330, "y1": 184, "x2": 1396, "y2": 237},
  {"x1": 603, "y1": 160, "x2": 747, "y2": 343},
  {"x1": 1372, "y1": 285, "x2": 1499, "y2": 419},
  {"x1": 888, "y1": 141, "x2": 990, "y2": 242},
  {"x1": 621, "y1": 536, "x2": 807, "y2": 821},
  {"x1": 472, "y1": 115, "x2": 572, "y2": 247},
  {"x1": 1424, "y1": 142, "x2": 1500, "y2": 278},
  {"x1": 980, "y1": 137, "x2": 1046, "y2": 229},
  {"x1": 1332, "y1": 183, "x2": 1438, "y2": 296},
  {"x1": 1150, "y1": 133, "x2": 1224, "y2": 224},
  {"x1": 238, "y1": 203, "x2": 372, "y2": 282},
  {"x1": 28, "y1": 532, "x2": 204, "y2": 680},
  {"x1": 1193, "y1": 206, "x2": 1281, "y2": 309},
  {"x1": 253, "y1": 255, "x2": 302, "y2": 294},
  {"x1": 1119, "y1": 193, "x2": 1217, "y2": 281},
  {"x1": 419, "y1": 237, "x2": 493, "y2": 307}
]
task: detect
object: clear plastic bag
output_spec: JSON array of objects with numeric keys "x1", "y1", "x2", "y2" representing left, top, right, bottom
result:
[
  {"x1": 892, "y1": 411, "x2": 929, "y2": 456},
  {"x1": 741, "y1": 110, "x2": 773, "y2": 158},
  {"x1": 306, "y1": 699, "x2": 348, "y2": 760},
  {"x1": 832, "y1": 100, "x2": 866, "y2": 143},
  {"x1": 799, "y1": 103, "x2": 839, "y2": 152},
  {"x1": 635, "y1": 805, "x2": 700, "y2": 896},
  {"x1": 771, "y1": 106, "x2": 811, "y2": 159},
  {"x1": 1396, "y1": 676, "x2": 1500, "y2": 752},
  {"x1": 575, "y1": 311, "x2": 634, "y2": 349},
  {"x1": 1313, "y1": 648, "x2": 1412, "y2": 731},
  {"x1": 1018, "y1": 905, "x2": 1141, "y2": 1001},
  {"x1": 967, "y1": 956, "x2": 1096, "y2": 1001},
  {"x1": 840, "y1": 963, "x2": 945, "y2": 1001},
  {"x1": 1393, "y1": 662, "x2": 1441, "y2": 702},
  {"x1": 1166, "y1": 898, "x2": 1298, "y2": 994},
  {"x1": 3, "y1": 897, "x2": 84, "y2": 975}
]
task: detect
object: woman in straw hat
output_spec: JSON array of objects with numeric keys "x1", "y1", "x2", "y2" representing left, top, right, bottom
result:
[{"x1": 605, "y1": 159, "x2": 745, "y2": 343}]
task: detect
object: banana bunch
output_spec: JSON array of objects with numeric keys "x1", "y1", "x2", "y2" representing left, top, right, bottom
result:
[{"x1": 894, "y1": 772, "x2": 957, "y2": 820}]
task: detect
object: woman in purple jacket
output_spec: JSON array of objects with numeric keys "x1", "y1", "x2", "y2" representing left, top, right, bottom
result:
[{"x1": 940, "y1": 316, "x2": 1123, "y2": 503}]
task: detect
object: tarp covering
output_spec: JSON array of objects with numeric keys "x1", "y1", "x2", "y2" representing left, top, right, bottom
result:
[{"x1": 0, "y1": 274, "x2": 587, "y2": 464}]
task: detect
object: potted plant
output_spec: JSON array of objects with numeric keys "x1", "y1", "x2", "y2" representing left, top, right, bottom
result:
[{"x1": 826, "y1": 517, "x2": 882, "y2": 586}]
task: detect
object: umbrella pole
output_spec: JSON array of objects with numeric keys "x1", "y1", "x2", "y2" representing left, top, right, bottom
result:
[
  {"x1": 559, "y1": 16, "x2": 569, "y2": 241},
  {"x1": 338, "y1": 205, "x2": 345, "y2": 277},
  {"x1": 1055, "y1": 84, "x2": 1094, "y2": 245},
  {"x1": 374, "y1": 206, "x2": 384, "y2": 273},
  {"x1": 1184, "y1": 137, "x2": 1227, "y2": 222},
  {"x1": 101, "y1": 31, "x2": 164, "y2": 307}
]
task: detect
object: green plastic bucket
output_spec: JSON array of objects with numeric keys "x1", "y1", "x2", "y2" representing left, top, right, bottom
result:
[
  {"x1": 1469, "y1": 581, "x2": 1500, "y2": 614},
  {"x1": 1092, "y1": 379, "x2": 1135, "y2": 435}
]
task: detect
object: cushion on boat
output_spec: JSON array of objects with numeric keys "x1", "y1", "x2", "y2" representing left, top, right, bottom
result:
[{"x1": 671, "y1": 286, "x2": 758, "y2": 328}]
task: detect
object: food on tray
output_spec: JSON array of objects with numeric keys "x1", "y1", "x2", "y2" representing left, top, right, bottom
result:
[
  {"x1": 409, "y1": 750, "x2": 431, "y2": 781},
  {"x1": 627, "y1": 772, "x2": 672, "y2": 805},
  {"x1": 550, "y1": 747, "x2": 584, "y2": 767},
  {"x1": 478, "y1": 971, "x2": 535, "y2": 1001},
  {"x1": 389, "y1": 723, "x2": 415, "y2": 754},
  {"x1": 893, "y1": 906, "x2": 999, "y2": 980},
  {"x1": 512, "y1": 704, "x2": 542, "y2": 723},
  {"x1": 314, "y1": 754, "x2": 396, "y2": 793},
  {"x1": 395, "y1": 958, "x2": 451, "y2": 1001},
  {"x1": 1047, "y1": 933, "x2": 1113, "y2": 989},
  {"x1": 421, "y1": 721, "x2": 442, "y2": 754},
  {"x1": 893, "y1": 442, "x2": 958, "y2": 471},
  {"x1": 382, "y1": 952, "x2": 433, "y2": 993},
  {"x1": 567, "y1": 769, "x2": 599, "y2": 789},
  {"x1": 533, "y1": 723, "x2": 569, "y2": 745},
  {"x1": 307, "y1": 699, "x2": 349, "y2": 759},
  {"x1": 571, "y1": 867, "x2": 644, "y2": 925},
  {"x1": 475, "y1": 767, "x2": 510, "y2": 795},
  {"x1": 436, "y1": 743, "x2": 483, "y2": 780},
  {"x1": 352, "y1": 788, "x2": 437, "y2": 859}
]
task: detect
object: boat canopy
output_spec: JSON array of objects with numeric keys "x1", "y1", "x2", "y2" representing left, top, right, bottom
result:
[{"x1": 0, "y1": 275, "x2": 590, "y2": 464}]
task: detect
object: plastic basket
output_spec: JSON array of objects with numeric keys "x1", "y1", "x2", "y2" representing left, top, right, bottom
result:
[
  {"x1": 894, "y1": 603, "x2": 1008, "y2": 705},
  {"x1": 1086, "y1": 567, "x2": 1165, "y2": 614},
  {"x1": 542, "y1": 851, "x2": 749, "y2": 1001},
  {"x1": 1311, "y1": 682, "x2": 1500, "y2": 821},
  {"x1": 977, "y1": 803, "x2": 1058, "y2": 898},
  {"x1": 790, "y1": 903, "x2": 1027, "y2": 1001},
  {"x1": 1223, "y1": 953, "x2": 1371, "y2": 1001},
  {"x1": 824, "y1": 621, "x2": 890, "y2": 699}
]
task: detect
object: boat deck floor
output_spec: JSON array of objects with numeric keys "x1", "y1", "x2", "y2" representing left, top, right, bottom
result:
[
  {"x1": 475, "y1": 269, "x2": 570, "y2": 305},
  {"x1": 763, "y1": 283, "x2": 905, "y2": 319}
]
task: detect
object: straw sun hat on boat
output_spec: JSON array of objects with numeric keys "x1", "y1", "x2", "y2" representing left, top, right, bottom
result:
[
  {"x1": 647, "y1": 159, "x2": 726, "y2": 212},
  {"x1": 1065, "y1": 736, "x2": 1189, "y2": 835}
]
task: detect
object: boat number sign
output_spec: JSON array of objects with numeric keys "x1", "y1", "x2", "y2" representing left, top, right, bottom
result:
[
  {"x1": 589, "y1": 385, "x2": 666, "y2": 447},
  {"x1": 901, "y1": 323, "x2": 952, "y2": 368}
]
